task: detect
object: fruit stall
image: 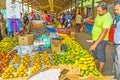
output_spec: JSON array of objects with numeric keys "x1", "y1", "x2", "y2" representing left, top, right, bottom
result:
[
  {"x1": 0, "y1": 31, "x2": 111, "y2": 80},
  {"x1": 0, "y1": 0, "x2": 115, "y2": 80}
]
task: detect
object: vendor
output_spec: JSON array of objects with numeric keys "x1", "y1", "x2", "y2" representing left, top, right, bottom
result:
[
  {"x1": 41, "y1": 11, "x2": 48, "y2": 24},
  {"x1": 75, "y1": 12, "x2": 82, "y2": 32},
  {"x1": 23, "y1": 13, "x2": 29, "y2": 30}
]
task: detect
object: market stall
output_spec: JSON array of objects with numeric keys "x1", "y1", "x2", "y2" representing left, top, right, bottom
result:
[
  {"x1": 0, "y1": 0, "x2": 116, "y2": 80},
  {"x1": 0, "y1": 26, "x2": 111, "y2": 80}
]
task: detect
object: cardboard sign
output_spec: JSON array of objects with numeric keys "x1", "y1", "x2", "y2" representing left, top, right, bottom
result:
[{"x1": 6, "y1": 1, "x2": 20, "y2": 19}]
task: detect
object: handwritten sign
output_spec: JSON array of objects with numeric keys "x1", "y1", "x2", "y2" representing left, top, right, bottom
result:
[{"x1": 6, "y1": 1, "x2": 20, "y2": 19}]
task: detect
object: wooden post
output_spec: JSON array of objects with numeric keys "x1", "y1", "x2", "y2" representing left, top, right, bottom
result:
[
  {"x1": 92, "y1": 0, "x2": 94, "y2": 19},
  {"x1": 81, "y1": 0, "x2": 84, "y2": 22},
  {"x1": 67, "y1": 3, "x2": 69, "y2": 11},
  {"x1": 22, "y1": 0, "x2": 24, "y2": 13},
  {"x1": 71, "y1": 1, "x2": 72, "y2": 11},
  {"x1": 28, "y1": 2, "x2": 29, "y2": 13},
  {"x1": 75, "y1": 0, "x2": 77, "y2": 9}
]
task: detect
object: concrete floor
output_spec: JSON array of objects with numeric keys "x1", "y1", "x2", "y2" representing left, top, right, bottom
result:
[{"x1": 75, "y1": 32, "x2": 116, "y2": 79}]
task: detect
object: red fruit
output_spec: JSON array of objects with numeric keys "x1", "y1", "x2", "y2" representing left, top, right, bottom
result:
[
  {"x1": 1, "y1": 58, "x2": 5, "y2": 62},
  {"x1": 2, "y1": 63, "x2": 8, "y2": 68}
]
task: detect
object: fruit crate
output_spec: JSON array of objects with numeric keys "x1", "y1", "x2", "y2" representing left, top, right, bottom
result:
[{"x1": 57, "y1": 28, "x2": 68, "y2": 34}]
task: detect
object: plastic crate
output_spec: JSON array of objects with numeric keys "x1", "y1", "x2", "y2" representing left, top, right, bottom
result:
[
  {"x1": 84, "y1": 23, "x2": 93, "y2": 35},
  {"x1": 46, "y1": 27, "x2": 56, "y2": 32},
  {"x1": 57, "y1": 28, "x2": 68, "y2": 34}
]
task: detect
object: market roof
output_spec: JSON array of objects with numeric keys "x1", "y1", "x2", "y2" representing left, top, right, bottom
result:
[{"x1": 0, "y1": 0, "x2": 117, "y2": 12}]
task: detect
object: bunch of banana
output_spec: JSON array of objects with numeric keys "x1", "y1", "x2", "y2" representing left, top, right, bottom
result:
[{"x1": 52, "y1": 36, "x2": 103, "y2": 77}]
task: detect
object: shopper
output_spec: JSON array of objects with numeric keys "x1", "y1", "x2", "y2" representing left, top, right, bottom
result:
[
  {"x1": 75, "y1": 12, "x2": 82, "y2": 32},
  {"x1": 114, "y1": 1, "x2": 120, "y2": 79},
  {"x1": 41, "y1": 11, "x2": 48, "y2": 24},
  {"x1": 47, "y1": 15, "x2": 51, "y2": 24},
  {"x1": 89, "y1": 2, "x2": 112, "y2": 73},
  {"x1": 65, "y1": 11, "x2": 72, "y2": 28},
  {"x1": 36, "y1": 14, "x2": 40, "y2": 20},
  {"x1": 23, "y1": 13, "x2": 29, "y2": 30}
]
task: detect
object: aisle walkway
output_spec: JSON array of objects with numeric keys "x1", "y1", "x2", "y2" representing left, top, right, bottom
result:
[{"x1": 75, "y1": 32, "x2": 115, "y2": 79}]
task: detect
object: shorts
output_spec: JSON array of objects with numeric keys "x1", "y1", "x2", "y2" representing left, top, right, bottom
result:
[{"x1": 92, "y1": 40, "x2": 108, "y2": 62}]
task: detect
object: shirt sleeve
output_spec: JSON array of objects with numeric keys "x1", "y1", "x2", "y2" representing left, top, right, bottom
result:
[{"x1": 103, "y1": 15, "x2": 112, "y2": 29}]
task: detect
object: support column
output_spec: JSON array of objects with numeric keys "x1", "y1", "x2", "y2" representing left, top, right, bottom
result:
[
  {"x1": 22, "y1": 0, "x2": 24, "y2": 13},
  {"x1": 68, "y1": 3, "x2": 69, "y2": 11},
  {"x1": 27, "y1": 2, "x2": 29, "y2": 13},
  {"x1": 71, "y1": 1, "x2": 72, "y2": 11},
  {"x1": 81, "y1": 0, "x2": 84, "y2": 22},
  {"x1": 75, "y1": 0, "x2": 77, "y2": 9},
  {"x1": 92, "y1": 0, "x2": 94, "y2": 19}
]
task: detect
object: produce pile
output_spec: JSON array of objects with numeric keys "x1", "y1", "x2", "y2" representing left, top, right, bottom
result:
[
  {"x1": 0, "y1": 51, "x2": 16, "y2": 73},
  {"x1": 1, "y1": 51, "x2": 51, "y2": 79},
  {"x1": 0, "y1": 37, "x2": 18, "y2": 52},
  {"x1": 51, "y1": 36, "x2": 102, "y2": 77}
]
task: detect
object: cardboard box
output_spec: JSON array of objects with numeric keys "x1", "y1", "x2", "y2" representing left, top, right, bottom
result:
[
  {"x1": 51, "y1": 39, "x2": 61, "y2": 44},
  {"x1": 51, "y1": 39, "x2": 61, "y2": 53},
  {"x1": 19, "y1": 34, "x2": 34, "y2": 46},
  {"x1": 26, "y1": 34, "x2": 34, "y2": 45}
]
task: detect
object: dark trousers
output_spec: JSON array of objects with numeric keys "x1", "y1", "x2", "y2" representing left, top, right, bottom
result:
[{"x1": 75, "y1": 23, "x2": 82, "y2": 32}]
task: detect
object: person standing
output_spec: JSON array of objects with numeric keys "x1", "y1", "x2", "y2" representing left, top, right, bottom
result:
[
  {"x1": 41, "y1": 11, "x2": 48, "y2": 24},
  {"x1": 36, "y1": 14, "x2": 40, "y2": 20},
  {"x1": 65, "y1": 11, "x2": 72, "y2": 28},
  {"x1": 75, "y1": 12, "x2": 82, "y2": 32},
  {"x1": 23, "y1": 13, "x2": 29, "y2": 30},
  {"x1": 89, "y1": 2, "x2": 112, "y2": 73},
  {"x1": 47, "y1": 15, "x2": 51, "y2": 24},
  {"x1": 114, "y1": 1, "x2": 120, "y2": 79}
]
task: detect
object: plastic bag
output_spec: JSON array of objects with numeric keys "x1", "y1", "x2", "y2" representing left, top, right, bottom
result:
[{"x1": 40, "y1": 34, "x2": 51, "y2": 48}]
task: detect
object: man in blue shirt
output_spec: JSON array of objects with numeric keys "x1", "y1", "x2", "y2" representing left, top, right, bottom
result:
[
  {"x1": 65, "y1": 11, "x2": 72, "y2": 28},
  {"x1": 114, "y1": 1, "x2": 120, "y2": 80}
]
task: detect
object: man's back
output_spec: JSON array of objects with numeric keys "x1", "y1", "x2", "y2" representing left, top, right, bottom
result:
[{"x1": 42, "y1": 13, "x2": 48, "y2": 22}]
